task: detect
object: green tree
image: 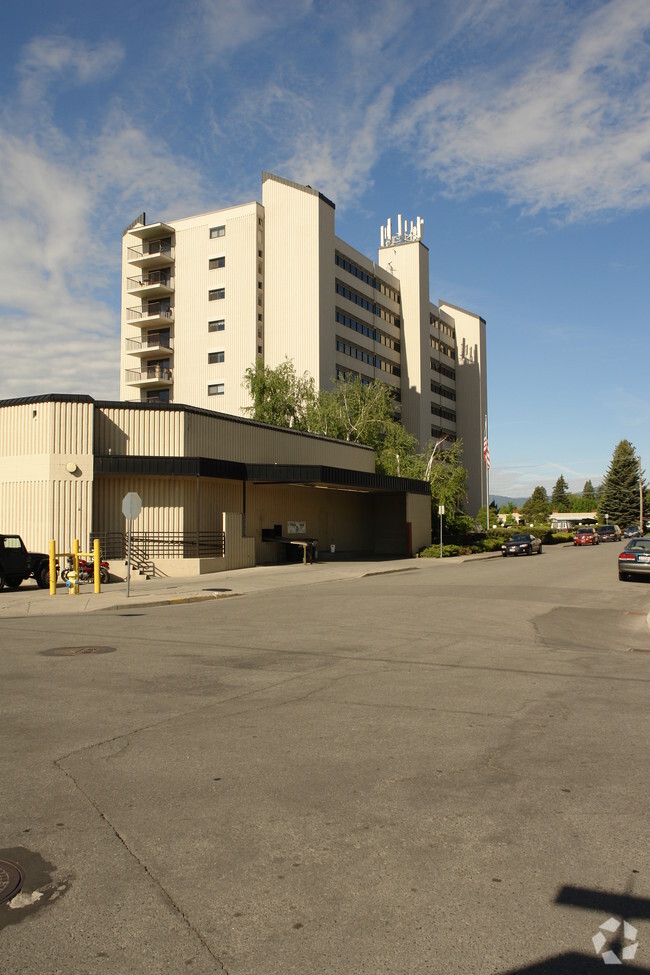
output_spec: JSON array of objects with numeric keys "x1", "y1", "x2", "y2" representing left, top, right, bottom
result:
[
  {"x1": 598, "y1": 440, "x2": 644, "y2": 527},
  {"x1": 426, "y1": 439, "x2": 468, "y2": 519},
  {"x1": 520, "y1": 486, "x2": 551, "y2": 523},
  {"x1": 476, "y1": 501, "x2": 499, "y2": 529},
  {"x1": 243, "y1": 358, "x2": 315, "y2": 429},
  {"x1": 582, "y1": 479, "x2": 597, "y2": 507},
  {"x1": 550, "y1": 475, "x2": 570, "y2": 511}
]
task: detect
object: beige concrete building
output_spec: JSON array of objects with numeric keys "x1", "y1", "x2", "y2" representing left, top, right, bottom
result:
[
  {"x1": 0, "y1": 395, "x2": 431, "y2": 578},
  {"x1": 120, "y1": 173, "x2": 488, "y2": 516}
]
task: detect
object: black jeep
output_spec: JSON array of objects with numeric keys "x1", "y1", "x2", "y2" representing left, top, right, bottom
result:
[{"x1": 0, "y1": 534, "x2": 57, "y2": 590}]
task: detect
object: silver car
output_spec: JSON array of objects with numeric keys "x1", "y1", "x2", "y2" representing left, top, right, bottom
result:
[{"x1": 618, "y1": 537, "x2": 650, "y2": 581}]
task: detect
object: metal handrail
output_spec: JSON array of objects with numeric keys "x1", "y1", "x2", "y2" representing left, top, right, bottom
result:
[
  {"x1": 125, "y1": 334, "x2": 173, "y2": 353},
  {"x1": 91, "y1": 531, "x2": 226, "y2": 560}
]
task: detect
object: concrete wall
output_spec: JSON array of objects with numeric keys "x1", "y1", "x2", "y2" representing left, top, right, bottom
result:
[{"x1": 440, "y1": 303, "x2": 487, "y2": 517}]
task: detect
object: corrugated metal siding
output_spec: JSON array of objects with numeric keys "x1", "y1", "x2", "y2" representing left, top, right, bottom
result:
[
  {"x1": 0, "y1": 402, "x2": 54, "y2": 455},
  {"x1": 94, "y1": 475, "x2": 187, "y2": 535},
  {"x1": 95, "y1": 407, "x2": 184, "y2": 456},
  {"x1": 93, "y1": 475, "x2": 243, "y2": 536},
  {"x1": 182, "y1": 409, "x2": 375, "y2": 471},
  {"x1": 52, "y1": 400, "x2": 94, "y2": 455},
  {"x1": 0, "y1": 479, "x2": 51, "y2": 552},
  {"x1": 52, "y1": 476, "x2": 94, "y2": 553}
]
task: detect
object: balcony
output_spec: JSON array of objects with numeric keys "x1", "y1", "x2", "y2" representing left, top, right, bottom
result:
[
  {"x1": 127, "y1": 238, "x2": 174, "y2": 270},
  {"x1": 125, "y1": 333, "x2": 173, "y2": 358},
  {"x1": 125, "y1": 365, "x2": 173, "y2": 389},
  {"x1": 127, "y1": 271, "x2": 174, "y2": 298},
  {"x1": 126, "y1": 304, "x2": 174, "y2": 328}
]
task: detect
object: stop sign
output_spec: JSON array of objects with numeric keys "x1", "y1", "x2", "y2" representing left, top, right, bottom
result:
[{"x1": 122, "y1": 492, "x2": 142, "y2": 520}]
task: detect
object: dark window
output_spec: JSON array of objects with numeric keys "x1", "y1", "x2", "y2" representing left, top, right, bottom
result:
[
  {"x1": 208, "y1": 351, "x2": 225, "y2": 363},
  {"x1": 208, "y1": 383, "x2": 225, "y2": 395},
  {"x1": 209, "y1": 257, "x2": 225, "y2": 269},
  {"x1": 208, "y1": 320, "x2": 225, "y2": 332},
  {"x1": 209, "y1": 226, "x2": 225, "y2": 238},
  {"x1": 209, "y1": 289, "x2": 225, "y2": 301}
]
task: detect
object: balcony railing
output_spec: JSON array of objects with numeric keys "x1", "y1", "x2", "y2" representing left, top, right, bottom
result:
[
  {"x1": 126, "y1": 305, "x2": 173, "y2": 322},
  {"x1": 127, "y1": 271, "x2": 174, "y2": 293},
  {"x1": 127, "y1": 240, "x2": 173, "y2": 260},
  {"x1": 125, "y1": 333, "x2": 173, "y2": 354},
  {"x1": 127, "y1": 239, "x2": 175, "y2": 268},
  {"x1": 125, "y1": 366, "x2": 173, "y2": 385}
]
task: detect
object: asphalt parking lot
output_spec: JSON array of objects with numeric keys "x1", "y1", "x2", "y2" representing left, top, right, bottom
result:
[{"x1": 1, "y1": 544, "x2": 649, "y2": 974}]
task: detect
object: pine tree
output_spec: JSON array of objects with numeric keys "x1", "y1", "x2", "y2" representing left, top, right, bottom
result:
[
  {"x1": 551, "y1": 475, "x2": 570, "y2": 511},
  {"x1": 582, "y1": 480, "x2": 596, "y2": 507},
  {"x1": 598, "y1": 441, "x2": 643, "y2": 527},
  {"x1": 520, "y1": 486, "x2": 551, "y2": 523}
]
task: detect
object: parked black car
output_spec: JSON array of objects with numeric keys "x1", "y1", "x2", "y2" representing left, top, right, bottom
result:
[
  {"x1": 0, "y1": 534, "x2": 57, "y2": 589},
  {"x1": 501, "y1": 533, "x2": 543, "y2": 556},
  {"x1": 596, "y1": 525, "x2": 622, "y2": 543}
]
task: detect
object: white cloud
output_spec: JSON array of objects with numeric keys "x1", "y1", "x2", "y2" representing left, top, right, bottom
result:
[
  {"x1": 0, "y1": 36, "x2": 212, "y2": 401},
  {"x1": 398, "y1": 0, "x2": 650, "y2": 219},
  {"x1": 17, "y1": 35, "x2": 123, "y2": 103}
]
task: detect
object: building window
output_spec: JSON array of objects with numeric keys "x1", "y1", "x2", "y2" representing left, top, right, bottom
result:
[
  {"x1": 209, "y1": 226, "x2": 225, "y2": 238},
  {"x1": 209, "y1": 257, "x2": 225, "y2": 269},
  {"x1": 208, "y1": 319, "x2": 225, "y2": 332},
  {"x1": 257, "y1": 313, "x2": 262, "y2": 322},
  {"x1": 208, "y1": 351, "x2": 225, "y2": 363},
  {"x1": 147, "y1": 389, "x2": 170, "y2": 403},
  {"x1": 208, "y1": 383, "x2": 225, "y2": 395},
  {"x1": 209, "y1": 288, "x2": 225, "y2": 301}
]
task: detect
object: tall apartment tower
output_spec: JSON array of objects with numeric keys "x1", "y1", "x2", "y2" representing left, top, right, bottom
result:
[{"x1": 120, "y1": 172, "x2": 488, "y2": 514}]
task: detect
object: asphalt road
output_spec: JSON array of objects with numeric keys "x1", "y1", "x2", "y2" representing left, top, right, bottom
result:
[{"x1": 1, "y1": 543, "x2": 649, "y2": 974}]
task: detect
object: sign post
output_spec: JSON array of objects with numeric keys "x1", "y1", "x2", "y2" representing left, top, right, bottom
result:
[
  {"x1": 122, "y1": 492, "x2": 142, "y2": 598},
  {"x1": 438, "y1": 505, "x2": 445, "y2": 559}
]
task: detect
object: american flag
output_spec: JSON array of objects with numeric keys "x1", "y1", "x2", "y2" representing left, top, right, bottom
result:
[{"x1": 483, "y1": 419, "x2": 490, "y2": 469}]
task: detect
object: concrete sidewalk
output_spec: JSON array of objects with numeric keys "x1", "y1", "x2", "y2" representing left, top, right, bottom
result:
[{"x1": 0, "y1": 554, "x2": 469, "y2": 617}]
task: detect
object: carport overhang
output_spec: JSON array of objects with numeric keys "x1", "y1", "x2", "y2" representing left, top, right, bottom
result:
[{"x1": 94, "y1": 456, "x2": 431, "y2": 497}]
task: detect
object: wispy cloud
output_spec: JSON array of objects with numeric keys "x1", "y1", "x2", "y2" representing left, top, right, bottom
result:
[
  {"x1": 0, "y1": 36, "x2": 211, "y2": 400},
  {"x1": 398, "y1": 0, "x2": 650, "y2": 219},
  {"x1": 17, "y1": 34, "x2": 124, "y2": 104}
]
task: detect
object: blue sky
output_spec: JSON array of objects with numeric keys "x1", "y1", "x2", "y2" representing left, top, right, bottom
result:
[{"x1": 1, "y1": 0, "x2": 649, "y2": 500}]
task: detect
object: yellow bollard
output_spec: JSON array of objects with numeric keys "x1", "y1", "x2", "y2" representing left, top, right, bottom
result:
[
  {"x1": 73, "y1": 538, "x2": 79, "y2": 585},
  {"x1": 49, "y1": 540, "x2": 57, "y2": 596},
  {"x1": 94, "y1": 538, "x2": 101, "y2": 593}
]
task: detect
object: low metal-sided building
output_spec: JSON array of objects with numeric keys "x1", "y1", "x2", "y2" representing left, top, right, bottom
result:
[{"x1": 0, "y1": 394, "x2": 432, "y2": 575}]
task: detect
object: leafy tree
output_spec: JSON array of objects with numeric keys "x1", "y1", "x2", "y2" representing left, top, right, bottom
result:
[
  {"x1": 550, "y1": 475, "x2": 570, "y2": 511},
  {"x1": 243, "y1": 358, "x2": 315, "y2": 429},
  {"x1": 242, "y1": 360, "x2": 471, "y2": 513},
  {"x1": 426, "y1": 439, "x2": 469, "y2": 520},
  {"x1": 582, "y1": 479, "x2": 597, "y2": 507},
  {"x1": 520, "y1": 486, "x2": 551, "y2": 523},
  {"x1": 598, "y1": 440, "x2": 645, "y2": 527},
  {"x1": 476, "y1": 501, "x2": 499, "y2": 529}
]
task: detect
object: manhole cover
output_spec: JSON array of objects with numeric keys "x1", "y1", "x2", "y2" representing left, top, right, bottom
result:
[
  {"x1": 0, "y1": 859, "x2": 23, "y2": 905},
  {"x1": 41, "y1": 646, "x2": 117, "y2": 657}
]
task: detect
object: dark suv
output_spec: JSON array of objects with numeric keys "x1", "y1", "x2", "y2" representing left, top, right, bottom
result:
[
  {"x1": 0, "y1": 534, "x2": 56, "y2": 589},
  {"x1": 596, "y1": 525, "x2": 622, "y2": 543}
]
